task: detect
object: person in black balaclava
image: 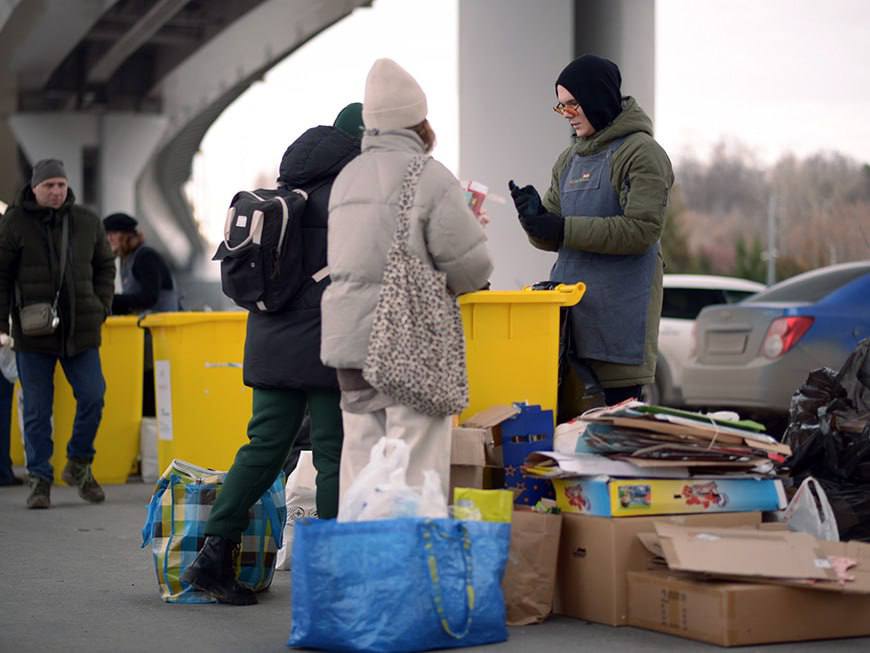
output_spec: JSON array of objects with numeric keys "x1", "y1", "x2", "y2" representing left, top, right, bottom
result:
[{"x1": 508, "y1": 54, "x2": 674, "y2": 418}]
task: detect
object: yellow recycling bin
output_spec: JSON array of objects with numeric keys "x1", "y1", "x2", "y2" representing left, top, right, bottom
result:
[
  {"x1": 139, "y1": 311, "x2": 251, "y2": 474},
  {"x1": 10, "y1": 316, "x2": 144, "y2": 484},
  {"x1": 458, "y1": 283, "x2": 585, "y2": 423}
]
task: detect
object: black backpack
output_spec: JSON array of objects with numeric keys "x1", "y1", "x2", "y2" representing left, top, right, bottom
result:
[{"x1": 212, "y1": 186, "x2": 326, "y2": 312}]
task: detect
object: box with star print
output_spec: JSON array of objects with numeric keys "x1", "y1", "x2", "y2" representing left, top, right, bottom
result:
[{"x1": 499, "y1": 403, "x2": 556, "y2": 506}]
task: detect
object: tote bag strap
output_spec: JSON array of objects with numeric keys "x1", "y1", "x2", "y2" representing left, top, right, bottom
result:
[
  {"x1": 421, "y1": 520, "x2": 475, "y2": 640},
  {"x1": 391, "y1": 154, "x2": 430, "y2": 253}
]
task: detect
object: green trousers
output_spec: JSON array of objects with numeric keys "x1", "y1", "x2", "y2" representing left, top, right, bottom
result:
[{"x1": 206, "y1": 387, "x2": 343, "y2": 542}]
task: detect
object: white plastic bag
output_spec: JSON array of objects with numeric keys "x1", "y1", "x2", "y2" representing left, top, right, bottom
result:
[
  {"x1": 337, "y1": 437, "x2": 447, "y2": 522},
  {"x1": 783, "y1": 477, "x2": 840, "y2": 541},
  {"x1": 0, "y1": 343, "x2": 17, "y2": 383},
  {"x1": 276, "y1": 450, "x2": 317, "y2": 570}
]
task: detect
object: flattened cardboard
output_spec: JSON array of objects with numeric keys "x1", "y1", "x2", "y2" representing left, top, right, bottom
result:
[
  {"x1": 461, "y1": 405, "x2": 520, "y2": 435},
  {"x1": 654, "y1": 523, "x2": 834, "y2": 581},
  {"x1": 652, "y1": 524, "x2": 870, "y2": 594},
  {"x1": 628, "y1": 570, "x2": 870, "y2": 647},
  {"x1": 554, "y1": 511, "x2": 761, "y2": 626}
]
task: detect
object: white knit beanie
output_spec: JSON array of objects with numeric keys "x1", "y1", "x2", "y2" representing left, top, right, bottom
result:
[{"x1": 363, "y1": 58, "x2": 428, "y2": 130}]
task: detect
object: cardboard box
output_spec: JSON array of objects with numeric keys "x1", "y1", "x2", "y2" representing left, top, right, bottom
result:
[
  {"x1": 652, "y1": 523, "x2": 870, "y2": 592},
  {"x1": 628, "y1": 570, "x2": 870, "y2": 646},
  {"x1": 555, "y1": 511, "x2": 761, "y2": 626},
  {"x1": 551, "y1": 476, "x2": 785, "y2": 517},
  {"x1": 449, "y1": 406, "x2": 517, "y2": 499}
]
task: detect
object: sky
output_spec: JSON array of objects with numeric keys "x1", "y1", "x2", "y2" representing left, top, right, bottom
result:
[
  {"x1": 655, "y1": 0, "x2": 870, "y2": 165},
  {"x1": 189, "y1": 0, "x2": 870, "y2": 246},
  {"x1": 186, "y1": 0, "x2": 458, "y2": 246}
]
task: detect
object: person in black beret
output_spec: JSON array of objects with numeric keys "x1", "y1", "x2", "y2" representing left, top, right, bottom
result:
[
  {"x1": 103, "y1": 212, "x2": 179, "y2": 419},
  {"x1": 509, "y1": 54, "x2": 674, "y2": 418},
  {"x1": 103, "y1": 212, "x2": 179, "y2": 315}
]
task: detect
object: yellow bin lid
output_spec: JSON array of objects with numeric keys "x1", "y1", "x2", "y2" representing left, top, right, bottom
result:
[
  {"x1": 138, "y1": 311, "x2": 247, "y2": 328},
  {"x1": 459, "y1": 282, "x2": 585, "y2": 307}
]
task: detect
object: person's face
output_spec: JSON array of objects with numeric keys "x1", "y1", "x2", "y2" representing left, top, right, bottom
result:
[
  {"x1": 106, "y1": 231, "x2": 124, "y2": 256},
  {"x1": 555, "y1": 85, "x2": 596, "y2": 138},
  {"x1": 32, "y1": 177, "x2": 68, "y2": 209}
]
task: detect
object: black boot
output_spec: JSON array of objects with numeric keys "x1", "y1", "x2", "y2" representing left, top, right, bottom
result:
[{"x1": 181, "y1": 535, "x2": 257, "y2": 605}]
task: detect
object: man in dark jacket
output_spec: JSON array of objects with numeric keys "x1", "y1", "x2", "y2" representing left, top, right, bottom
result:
[
  {"x1": 0, "y1": 159, "x2": 116, "y2": 509},
  {"x1": 182, "y1": 104, "x2": 363, "y2": 605}
]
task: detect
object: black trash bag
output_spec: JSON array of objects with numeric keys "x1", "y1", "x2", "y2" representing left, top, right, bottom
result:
[
  {"x1": 815, "y1": 478, "x2": 870, "y2": 542},
  {"x1": 783, "y1": 338, "x2": 870, "y2": 540},
  {"x1": 836, "y1": 337, "x2": 870, "y2": 416}
]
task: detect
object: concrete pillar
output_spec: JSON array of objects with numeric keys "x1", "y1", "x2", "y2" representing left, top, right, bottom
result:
[
  {"x1": 459, "y1": 0, "x2": 575, "y2": 289},
  {"x1": 7, "y1": 113, "x2": 98, "y2": 200},
  {"x1": 573, "y1": 0, "x2": 656, "y2": 121},
  {"x1": 99, "y1": 113, "x2": 168, "y2": 216}
]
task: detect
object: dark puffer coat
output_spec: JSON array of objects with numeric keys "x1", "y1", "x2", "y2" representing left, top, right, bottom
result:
[
  {"x1": 243, "y1": 126, "x2": 360, "y2": 390},
  {"x1": 0, "y1": 186, "x2": 115, "y2": 356}
]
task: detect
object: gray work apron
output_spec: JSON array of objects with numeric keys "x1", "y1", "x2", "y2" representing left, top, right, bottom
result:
[
  {"x1": 121, "y1": 245, "x2": 179, "y2": 313},
  {"x1": 550, "y1": 138, "x2": 657, "y2": 365}
]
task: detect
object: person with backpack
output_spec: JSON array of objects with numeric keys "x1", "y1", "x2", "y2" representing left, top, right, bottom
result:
[
  {"x1": 182, "y1": 103, "x2": 364, "y2": 606},
  {"x1": 321, "y1": 59, "x2": 492, "y2": 501},
  {"x1": 509, "y1": 54, "x2": 673, "y2": 413}
]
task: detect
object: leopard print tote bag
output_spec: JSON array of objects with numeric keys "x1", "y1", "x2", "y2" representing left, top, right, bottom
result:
[{"x1": 362, "y1": 154, "x2": 469, "y2": 417}]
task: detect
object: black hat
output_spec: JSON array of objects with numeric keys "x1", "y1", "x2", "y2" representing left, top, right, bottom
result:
[
  {"x1": 103, "y1": 212, "x2": 138, "y2": 233},
  {"x1": 555, "y1": 55, "x2": 623, "y2": 132}
]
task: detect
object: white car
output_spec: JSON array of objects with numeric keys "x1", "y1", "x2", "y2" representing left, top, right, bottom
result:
[{"x1": 646, "y1": 274, "x2": 766, "y2": 406}]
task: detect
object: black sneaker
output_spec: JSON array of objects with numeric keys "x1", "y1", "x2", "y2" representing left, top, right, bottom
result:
[
  {"x1": 61, "y1": 458, "x2": 106, "y2": 503},
  {"x1": 181, "y1": 535, "x2": 258, "y2": 606},
  {"x1": 26, "y1": 475, "x2": 51, "y2": 509}
]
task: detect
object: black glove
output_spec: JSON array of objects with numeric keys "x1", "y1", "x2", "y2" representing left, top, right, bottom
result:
[
  {"x1": 508, "y1": 179, "x2": 543, "y2": 217},
  {"x1": 518, "y1": 211, "x2": 565, "y2": 245}
]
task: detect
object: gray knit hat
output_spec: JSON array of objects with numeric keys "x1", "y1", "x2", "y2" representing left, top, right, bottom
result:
[
  {"x1": 363, "y1": 59, "x2": 427, "y2": 130},
  {"x1": 31, "y1": 159, "x2": 67, "y2": 187}
]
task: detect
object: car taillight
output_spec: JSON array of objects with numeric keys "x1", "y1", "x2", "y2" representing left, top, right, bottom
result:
[{"x1": 761, "y1": 316, "x2": 814, "y2": 359}]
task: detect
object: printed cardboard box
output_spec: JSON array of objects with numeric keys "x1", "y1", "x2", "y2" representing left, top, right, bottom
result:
[
  {"x1": 628, "y1": 570, "x2": 870, "y2": 646},
  {"x1": 552, "y1": 476, "x2": 786, "y2": 517},
  {"x1": 555, "y1": 511, "x2": 761, "y2": 626}
]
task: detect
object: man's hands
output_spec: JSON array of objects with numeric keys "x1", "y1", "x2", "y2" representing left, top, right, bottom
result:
[
  {"x1": 508, "y1": 180, "x2": 543, "y2": 217},
  {"x1": 509, "y1": 180, "x2": 565, "y2": 246}
]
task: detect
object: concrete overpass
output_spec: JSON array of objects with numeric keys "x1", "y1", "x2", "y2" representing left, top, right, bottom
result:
[{"x1": 0, "y1": 0, "x2": 655, "y2": 297}]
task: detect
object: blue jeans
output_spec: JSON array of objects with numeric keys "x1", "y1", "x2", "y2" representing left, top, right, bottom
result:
[
  {"x1": 16, "y1": 348, "x2": 106, "y2": 483},
  {"x1": 0, "y1": 376, "x2": 14, "y2": 482}
]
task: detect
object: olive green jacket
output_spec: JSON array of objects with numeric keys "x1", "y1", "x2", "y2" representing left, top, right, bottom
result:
[
  {"x1": 0, "y1": 186, "x2": 115, "y2": 356},
  {"x1": 533, "y1": 97, "x2": 674, "y2": 387}
]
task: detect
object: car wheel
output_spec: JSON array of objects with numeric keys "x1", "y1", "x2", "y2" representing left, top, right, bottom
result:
[{"x1": 642, "y1": 381, "x2": 660, "y2": 405}]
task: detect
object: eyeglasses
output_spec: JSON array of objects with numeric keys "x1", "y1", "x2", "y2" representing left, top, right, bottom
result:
[{"x1": 553, "y1": 101, "x2": 580, "y2": 117}]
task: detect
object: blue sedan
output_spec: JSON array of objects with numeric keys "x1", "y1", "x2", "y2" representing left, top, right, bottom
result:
[{"x1": 682, "y1": 261, "x2": 870, "y2": 424}]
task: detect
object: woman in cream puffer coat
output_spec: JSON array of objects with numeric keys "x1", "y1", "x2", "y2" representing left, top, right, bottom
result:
[{"x1": 321, "y1": 58, "x2": 492, "y2": 501}]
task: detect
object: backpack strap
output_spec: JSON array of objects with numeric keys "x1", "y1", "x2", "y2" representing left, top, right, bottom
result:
[{"x1": 291, "y1": 176, "x2": 337, "y2": 284}]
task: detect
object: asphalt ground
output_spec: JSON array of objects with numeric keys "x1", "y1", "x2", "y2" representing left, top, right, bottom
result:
[{"x1": 1, "y1": 478, "x2": 868, "y2": 653}]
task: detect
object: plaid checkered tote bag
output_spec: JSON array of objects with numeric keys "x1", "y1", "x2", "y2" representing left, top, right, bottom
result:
[
  {"x1": 362, "y1": 155, "x2": 469, "y2": 417},
  {"x1": 140, "y1": 459, "x2": 286, "y2": 604}
]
